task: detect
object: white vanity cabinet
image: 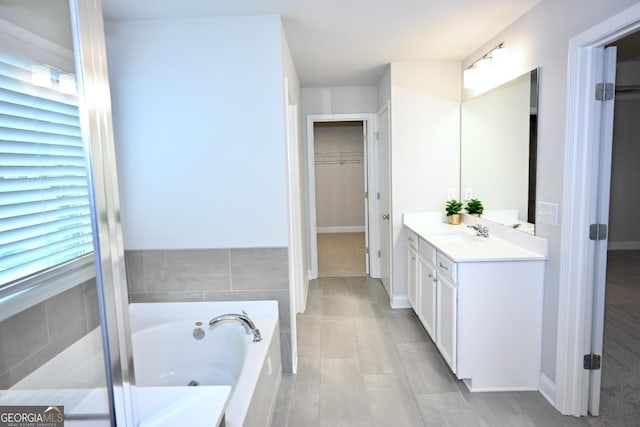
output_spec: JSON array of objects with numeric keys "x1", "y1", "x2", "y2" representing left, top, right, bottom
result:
[
  {"x1": 435, "y1": 252, "x2": 457, "y2": 374},
  {"x1": 407, "y1": 230, "x2": 419, "y2": 311},
  {"x1": 417, "y1": 239, "x2": 436, "y2": 340},
  {"x1": 402, "y1": 219, "x2": 547, "y2": 392}
]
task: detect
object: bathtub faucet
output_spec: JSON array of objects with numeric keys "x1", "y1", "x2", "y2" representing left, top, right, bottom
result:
[{"x1": 209, "y1": 311, "x2": 262, "y2": 343}]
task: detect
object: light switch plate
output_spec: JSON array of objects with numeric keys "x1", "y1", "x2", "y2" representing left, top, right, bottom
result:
[
  {"x1": 447, "y1": 188, "x2": 457, "y2": 201},
  {"x1": 536, "y1": 202, "x2": 558, "y2": 225}
]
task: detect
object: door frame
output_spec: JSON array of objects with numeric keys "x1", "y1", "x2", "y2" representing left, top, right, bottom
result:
[
  {"x1": 376, "y1": 101, "x2": 392, "y2": 302},
  {"x1": 306, "y1": 113, "x2": 378, "y2": 280},
  {"x1": 556, "y1": 3, "x2": 640, "y2": 416}
]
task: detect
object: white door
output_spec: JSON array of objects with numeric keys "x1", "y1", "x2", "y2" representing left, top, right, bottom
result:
[
  {"x1": 588, "y1": 46, "x2": 618, "y2": 416},
  {"x1": 407, "y1": 244, "x2": 418, "y2": 310},
  {"x1": 419, "y1": 258, "x2": 437, "y2": 340},
  {"x1": 437, "y1": 274, "x2": 457, "y2": 374},
  {"x1": 377, "y1": 104, "x2": 392, "y2": 298}
]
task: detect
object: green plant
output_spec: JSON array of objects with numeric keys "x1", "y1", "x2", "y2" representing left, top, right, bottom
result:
[
  {"x1": 445, "y1": 199, "x2": 463, "y2": 216},
  {"x1": 465, "y1": 198, "x2": 484, "y2": 215}
]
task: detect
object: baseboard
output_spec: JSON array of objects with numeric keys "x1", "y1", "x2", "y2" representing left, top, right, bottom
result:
[
  {"x1": 391, "y1": 295, "x2": 411, "y2": 309},
  {"x1": 608, "y1": 241, "x2": 640, "y2": 250},
  {"x1": 317, "y1": 226, "x2": 365, "y2": 233},
  {"x1": 539, "y1": 373, "x2": 556, "y2": 407}
]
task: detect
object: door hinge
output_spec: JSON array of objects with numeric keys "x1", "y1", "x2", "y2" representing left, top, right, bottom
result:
[
  {"x1": 583, "y1": 354, "x2": 601, "y2": 370},
  {"x1": 589, "y1": 224, "x2": 608, "y2": 241},
  {"x1": 377, "y1": 192, "x2": 380, "y2": 200},
  {"x1": 373, "y1": 131, "x2": 379, "y2": 141},
  {"x1": 365, "y1": 191, "x2": 368, "y2": 199},
  {"x1": 377, "y1": 250, "x2": 381, "y2": 258},
  {"x1": 365, "y1": 247, "x2": 369, "y2": 255},
  {"x1": 595, "y1": 83, "x2": 614, "y2": 101}
]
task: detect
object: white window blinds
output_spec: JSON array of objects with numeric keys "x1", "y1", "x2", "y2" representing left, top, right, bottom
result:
[{"x1": 0, "y1": 51, "x2": 93, "y2": 288}]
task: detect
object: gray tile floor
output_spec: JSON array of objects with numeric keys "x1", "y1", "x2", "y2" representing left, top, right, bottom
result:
[{"x1": 272, "y1": 276, "x2": 609, "y2": 427}]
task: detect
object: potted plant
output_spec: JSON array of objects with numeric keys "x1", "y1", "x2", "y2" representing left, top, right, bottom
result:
[
  {"x1": 465, "y1": 198, "x2": 484, "y2": 217},
  {"x1": 445, "y1": 199, "x2": 463, "y2": 225}
]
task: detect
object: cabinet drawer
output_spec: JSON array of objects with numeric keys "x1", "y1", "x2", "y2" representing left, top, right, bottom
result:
[
  {"x1": 436, "y1": 252, "x2": 457, "y2": 283},
  {"x1": 407, "y1": 230, "x2": 418, "y2": 250},
  {"x1": 418, "y1": 238, "x2": 436, "y2": 264}
]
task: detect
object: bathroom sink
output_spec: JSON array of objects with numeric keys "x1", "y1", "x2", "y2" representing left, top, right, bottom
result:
[{"x1": 430, "y1": 231, "x2": 486, "y2": 243}]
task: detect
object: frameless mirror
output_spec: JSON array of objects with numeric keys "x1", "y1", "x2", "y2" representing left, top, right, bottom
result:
[{"x1": 460, "y1": 68, "x2": 539, "y2": 234}]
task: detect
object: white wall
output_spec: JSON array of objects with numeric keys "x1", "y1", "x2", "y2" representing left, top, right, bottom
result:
[
  {"x1": 388, "y1": 61, "x2": 461, "y2": 302},
  {"x1": 314, "y1": 124, "x2": 365, "y2": 229},
  {"x1": 301, "y1": 86, "x2": 378, "y2": 116},
  {"x1": 106, "y1": 15, "x2": 289, "y2": 249},
  {"x1": 0, "y1": 0, "x2": 72, "y2": 50},
  {"x1": 462, "y1": 0, "x2": 640, "y2": 388}
]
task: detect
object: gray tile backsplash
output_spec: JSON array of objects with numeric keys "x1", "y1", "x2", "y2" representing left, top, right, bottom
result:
[
  {"x1": 125, "y1": 247, "x2": 292, "y2": 373},
  {"x1": 0, "y1": 278, "x2": 99, "y2": 387},
  {"x1": 230, "y1": 248, "x2": 289, "y2": 291}
]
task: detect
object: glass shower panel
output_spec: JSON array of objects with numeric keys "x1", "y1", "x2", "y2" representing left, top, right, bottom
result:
[{"x1": 0, "y1": 0, "x2": 113, "y2": 425}]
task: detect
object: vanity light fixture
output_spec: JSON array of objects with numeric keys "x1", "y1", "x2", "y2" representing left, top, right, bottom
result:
[{"x1": 463, "y1": 43, "x2": 509, "y2": 90}]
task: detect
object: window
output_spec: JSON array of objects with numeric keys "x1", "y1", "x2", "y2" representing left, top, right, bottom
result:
[{"x1": 0, "y1": 49, "x2": 93, "y2": 289}]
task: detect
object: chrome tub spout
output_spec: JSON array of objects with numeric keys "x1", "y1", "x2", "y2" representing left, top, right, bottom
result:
[{"x1": 209, "y1": 311, "x2": 262, "y2": 342}]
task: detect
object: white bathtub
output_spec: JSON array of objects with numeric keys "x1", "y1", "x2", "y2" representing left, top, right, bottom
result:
[{"x1": 129, "y1": 300, "x2": 282, "y2": 427}]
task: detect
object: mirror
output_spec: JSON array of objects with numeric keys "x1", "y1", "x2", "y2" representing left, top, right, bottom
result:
[{"x1": 460, "y1": 68, "x2": 539, "y2": 234}]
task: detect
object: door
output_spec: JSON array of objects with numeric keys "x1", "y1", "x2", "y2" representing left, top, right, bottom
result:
[
  {"x1": 588, "y1": 46, "x2": 618, "y2": 416},
  {"x1": 419, "y1": 258, "x2": 437, "y2": 340},
  {"x1": 408, "y1": 244, "x2": 418, "y2": 310},
  {"x1": 377, "y1": 104, "x2": 392, "y2": 297},
  {"x1": 437, "y1": 274, "x2": 457, "y2": 374}
]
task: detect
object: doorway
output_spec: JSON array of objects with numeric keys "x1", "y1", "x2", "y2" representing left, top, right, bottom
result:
[
  {"x1": 314, "y1": 121, "x2": 367, "y2": 277},
  {"x1": 306, "y1": 114, "x2": 379, "y2": 281},
  {"x1": 591, "y1": 31, "x2": 640, "y2": 423},
  {"x1": 557, "y1": 3, "x2": 640, "y2": 418}
]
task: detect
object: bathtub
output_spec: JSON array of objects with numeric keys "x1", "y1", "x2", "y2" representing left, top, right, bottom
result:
[{"x1": 129, "y1": 300, "x2": 282, "y2": 427}]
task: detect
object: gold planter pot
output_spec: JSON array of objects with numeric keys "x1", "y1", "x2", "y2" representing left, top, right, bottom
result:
[{"x1": 448, "y1": 214, "x2": 462, "y2": 225}]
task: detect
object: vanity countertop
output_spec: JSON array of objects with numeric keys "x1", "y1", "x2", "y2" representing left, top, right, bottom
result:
[{"x1": 404, "y1": 214, "x2": 547, "y2": 263}]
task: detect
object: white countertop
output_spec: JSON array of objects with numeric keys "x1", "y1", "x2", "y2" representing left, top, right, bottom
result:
[{"x1": 404, "y1": 214, "x2": 547, "y2": 262}]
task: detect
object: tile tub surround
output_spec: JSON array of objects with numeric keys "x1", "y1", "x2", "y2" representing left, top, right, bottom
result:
[
  {"x1": 0, "y1": 278, "x2": 100, "y2": 389},
  {"x1": 124, "y1": 247, "x2": 292, "y2": 372}
]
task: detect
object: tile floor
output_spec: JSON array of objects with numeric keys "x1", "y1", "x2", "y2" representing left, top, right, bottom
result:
[{"x1": 271, "y1": 276, "x2": 599, "y2": 427}]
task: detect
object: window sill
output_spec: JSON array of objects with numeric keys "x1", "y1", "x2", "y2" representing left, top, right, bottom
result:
[{"x1": 0, "y1": 255, "x2": 96, "y2": 322}]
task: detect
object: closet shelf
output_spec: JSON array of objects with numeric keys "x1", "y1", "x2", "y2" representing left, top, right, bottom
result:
[{"x1": 314, "y1": 151, "x2": 364, "y2": 165}]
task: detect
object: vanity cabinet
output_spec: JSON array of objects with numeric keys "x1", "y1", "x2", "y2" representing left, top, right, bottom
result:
[
  {"x1": 417, "y1": 240, "x2": 436, "y2": 340},
  {"x1": 402, "y1": 222, "x2": 546, "y2": 392},
  {"x1": 435, "y1": 252, "x2": 457, "y2": 374},
  {"x1": 407, "y1": 231, "x2": 419, "y2": 311}
]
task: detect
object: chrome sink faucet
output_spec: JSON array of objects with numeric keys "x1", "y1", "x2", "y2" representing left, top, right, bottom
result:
[
  {"x1": 467, "y1": 223, "x2": 490, "y2": 238},
  {"x1": 209, "y1": 310, "x2": 262, "y2": 342}
]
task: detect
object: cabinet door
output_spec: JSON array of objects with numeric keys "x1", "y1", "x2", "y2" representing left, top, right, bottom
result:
[
  {"x1": 437, "y1": 274, "x2": 457, "y2": 374},
  {"x1": 408, "y1": 245, "x2": 418, "y2": 311},
  {"x1": 419, "y1": 259, "x2": 436, "y2": 340}
]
